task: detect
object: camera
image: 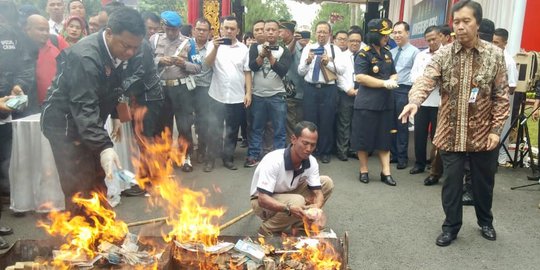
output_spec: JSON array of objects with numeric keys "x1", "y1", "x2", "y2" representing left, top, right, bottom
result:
[
  {"x1": 266, "y1": 45, "x2": 280, "y2": 51},
  {"x1": 300, "y1": 31, "x2": 311, "y2": 39},
  {"x1": 218, "y1": 37, "x2": 232, "y2": 45}
]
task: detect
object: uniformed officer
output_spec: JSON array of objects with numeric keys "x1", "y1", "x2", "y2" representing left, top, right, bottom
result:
[
  {"x1": 351, "y1": 18, "x2": 399, "y2": 186},
  {"x1": 150, "y1": 11, "x2": 201, "y2": 172}
]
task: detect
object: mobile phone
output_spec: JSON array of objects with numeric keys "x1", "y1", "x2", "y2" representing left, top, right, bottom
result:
[
  {"x1": 300, "y1": 31, "x2": 311, "y2": 39},
  {"x1": 219, "y1": 37, "x2": 232, "y2": 45},
  {"x1": 267, "y1": 45, "x2": 280, "y2": 51},
  {"x1": 310, "y1": 47, "x2": 324, "y2": 55}
]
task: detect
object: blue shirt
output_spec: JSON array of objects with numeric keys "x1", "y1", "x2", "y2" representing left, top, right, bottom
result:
[{"x1": 390, "y1": 42, "x2": 419, "y2": 86}]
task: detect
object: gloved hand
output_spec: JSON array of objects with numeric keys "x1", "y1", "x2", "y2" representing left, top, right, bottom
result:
[
  {"x1": 383, "y1": 79, "x2": 399, "y2": 89},
  {"x1": 100, "y1": 148, "x2": 122, "y2": 180}
]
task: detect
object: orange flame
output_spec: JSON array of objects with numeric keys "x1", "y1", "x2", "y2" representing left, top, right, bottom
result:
[{"x1": 287, "y1": 239, "x2": 342, "y2": 270}]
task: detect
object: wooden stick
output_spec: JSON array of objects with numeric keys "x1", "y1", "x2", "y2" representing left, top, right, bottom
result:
[{"x1": 126, "y1": 209, "x2": 254, "y2": 229}]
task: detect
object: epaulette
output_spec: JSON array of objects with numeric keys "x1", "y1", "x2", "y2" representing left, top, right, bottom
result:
[
  {"x1": 358, "y1": 52, "x2": 366, "y2": 57},
  {"x1": 384, "y1": 45, "x2": 391, "y2": 50},
  {"x1": 364, "y1": 45, "x2": 371, "y2": 51}
]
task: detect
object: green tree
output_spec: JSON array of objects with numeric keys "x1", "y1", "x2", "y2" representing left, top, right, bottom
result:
[
  {"x1": 244, "y1": 0, "x2": 292, "y2": 32},
  {"x1": 312, "y1": 2, "x2": 364, "y2": 35},
  {"x1": 138, "y1": 0, "x2": 187, "y2": 19}
]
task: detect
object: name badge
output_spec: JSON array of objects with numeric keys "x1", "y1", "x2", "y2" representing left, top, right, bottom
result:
[{"x1": 469, "y1": 87, "x2": 479, "y2": 103}]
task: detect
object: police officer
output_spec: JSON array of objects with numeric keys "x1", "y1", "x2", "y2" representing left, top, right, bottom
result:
[
  {"x1": 41, "y1": 7, "x2": 146, "y2": 216},
  {"x1": 351, "y1": 19, "x2": 399, "y2": 186},
  {"x1": 150, "y1": 11, "x2": 201, "y2": 172}
]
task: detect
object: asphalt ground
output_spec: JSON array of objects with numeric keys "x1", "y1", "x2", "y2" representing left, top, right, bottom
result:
[{"x1": 1, "y1": 146, "x2": 539, "y2": 269}]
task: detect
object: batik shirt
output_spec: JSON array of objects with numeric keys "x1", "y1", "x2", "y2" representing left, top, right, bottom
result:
[{"x1": 408, "y1": 39, "x2": 509, "y2": 152}]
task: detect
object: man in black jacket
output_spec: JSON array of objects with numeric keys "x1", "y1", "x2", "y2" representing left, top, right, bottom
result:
[{"x1": 41, "y1": 7, "x2": 146, "y2": 215}]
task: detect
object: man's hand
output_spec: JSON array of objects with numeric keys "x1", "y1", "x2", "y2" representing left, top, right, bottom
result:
[
  {"x1": 173, "y1": 56, "x2": 186, "y2": 67},
  {"x1": 100, "y1": 148, "x2": 122, "y2": 180},
  {"x1": 159, "y1": 56, "x2": 174, "y2": 66},
  {"x1": 11, "y1": 85, "x2": 24, "y2": 96},
  {"x1": 289, "y1": 205, "x2": 306, "y2": 218},
  {"x1": 0, "y1": 96, "x2": 13, "y2": 112},
  {"x1": 383, "y1": 79, "x2": 399, "y2": 89},
  {"x1": 321, "y1": 54, "x2": 330, "y2": 66},
  {"x1": 211, "y1": 37, "x2": 222, "y2": 48},
  {"x1": 244, "y1": 94, "x2": 252, "y2": 108},
  {"x1": 346, "y1": 88, "x2": 358, "y2": 97},
  {"x1": 306, "y1": 52, "x2": 315, "y2": 65},
  {"x1": 110, "y1": 119, "x2": 122, "y2": 142},
  {"x1": 398, "y1": 104, "x2": 418, "y2": 124},
  {"x1": 486, "y1": 133, "x2": 500, "y2": 151}
]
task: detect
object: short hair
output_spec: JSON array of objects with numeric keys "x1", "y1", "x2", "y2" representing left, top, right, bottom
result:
[
  {"x1": 366, "y1": 32, "x2": 383, "y2": 46},
  {"x1": 220, "y1": 16, "x2": 239, "y2": 26},
  {"x1": 438, "y1": 24, "x2": 452, "y2": 36},
  {"x1": 348, "y1": 25, "x2": 364, "y2": 40},
  {"x1": 394, "y1": 21, "x2": 410, "y2": 31},
  {"x1": 452, "y1": 0, "x2": 482, "y2": 25},
  {"x1": 107, "y1": 7, "x2": 145, "y2": 37},
  {"x1": 243, "y1": 31, "x2": 253, "y2": 43},
  {"x1": 68, "y1": 0, "x2": 84, "y2": 10},
  {"x1": 478, "y1": 18, "x2": 495, "y2": 42},
  {"x1": 264, "y1": 19, "x2": 279, "y2": 28},
  {"x1": 424, "y1": 25, "x2": 440, "y2": 36},
  {"x1": 315, "y1": 21, "x2": 332, "y2": 33},
  {"x1": 141, "y1": 11, "x2": 160, "y2": 24},
  {"x1": 102, "y1": 1, "x2": 125, "y2": 15},
  {"x1": 293, "y1": 121, "x2": 318, "y2": 138},
  {"x1": 334, "y1": 30, "x2": 348, "y2": 38},
  {"x1": 494, "y1": 28, "x2": 509, "y2": 42},
  {"x1": 195, "y1": 17, "x2": 211, "y2": 29},
  {"x1": 180, "y1": 24, "x2": 192, "y2": 37},
  {"x1": 252, "y1": 19, "x2": 264, "y2": 29}
]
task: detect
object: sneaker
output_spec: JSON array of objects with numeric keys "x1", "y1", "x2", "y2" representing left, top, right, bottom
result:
[
  {"x1": 181, "y1": 155, "x2": 193, "y2": 172},
  {"x1": 244, "y1": 158, "x2": 259, "y2": 168}
]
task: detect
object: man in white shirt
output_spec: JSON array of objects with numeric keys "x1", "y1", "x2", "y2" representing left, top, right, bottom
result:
[
  {"x1": 492, "y1": 28, "x2": 518, "y2": 166},
  {"x1": 46, "y1": 0, "x2": 64, "y2": 35},
  {"x1": 409, "y1": 26, "x2": 443, "y2": 184},
  {"x1": 205, "y1": 16, "x2": 252, "y2": 171},
  {"x1": 298, "y1": 21, "x2": 346, "y2": 164},
  {"x1": 250, "y1": 121, "x2": 334, "y2": 236}
]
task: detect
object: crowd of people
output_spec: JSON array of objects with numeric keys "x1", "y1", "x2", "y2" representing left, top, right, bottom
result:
[{"x1": 0, "y1": 0, "x2": 527, "y2": 249}]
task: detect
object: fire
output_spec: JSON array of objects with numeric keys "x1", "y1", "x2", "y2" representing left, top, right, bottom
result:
[
  {"x1": 287, "y1": 239, "x2": 342, "y2": 270},
  {"x1": 37, "y1": 192, "x2": 128, "y2": 266}
]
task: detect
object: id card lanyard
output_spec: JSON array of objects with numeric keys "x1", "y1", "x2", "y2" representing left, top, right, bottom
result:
[{"x1": 469, "y1": 80, "x2": 479, "y2": 103}]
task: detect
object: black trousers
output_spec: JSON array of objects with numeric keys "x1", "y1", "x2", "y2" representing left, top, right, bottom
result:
[
  {"x1": 303, "y1": 83, "x2": 337, "y2": 155},
  {"x1": 207, "y1": 98, "x2": 244, "y2": 162},
  {"x1": 413, "y1": 106, "x2": 438, "y2": 169},
  {"x1": 193, "y1": 86, "x2": 211, "y2": 155},
  {"x1": 440, "y1": 149, "x2": 498, "y2": 234},
  {"x1": 0, "y1": 123, "x2": 12, "y2": 218}
]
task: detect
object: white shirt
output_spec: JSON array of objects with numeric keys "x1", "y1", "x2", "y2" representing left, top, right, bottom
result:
[
  {"x1": 337, "y1": 50, "x2": 354, "y2": 92},
  {"x1": 504, "y1": 50, "x2": 518, "y2": 88},
  {"x1": 298, "y1": 42, "x2": 347, "y2": 84},
  {"x1": 207, "y1": 41, "x2": 250, "y2": 104},
  {"x1": 48, "y1": 19, "x2": 63, "y2": 35},
  {"x1": 250, "y1": 148, "x2": 321, "y2": 197},
  {"x1": 411, "y1": 48, "x2": 440, "y2": 107}
]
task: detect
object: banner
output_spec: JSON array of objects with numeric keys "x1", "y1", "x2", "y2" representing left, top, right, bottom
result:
[{"x1": 409, "y1": 0, "x2": 448, "y2": 49}]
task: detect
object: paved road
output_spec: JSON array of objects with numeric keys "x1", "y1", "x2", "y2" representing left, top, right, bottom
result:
[{"x1": 1, "y1": 149, "x2": 539, "y2": 269}]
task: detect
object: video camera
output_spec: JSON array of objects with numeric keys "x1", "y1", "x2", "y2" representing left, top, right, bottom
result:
[{"x1": 514, "y1": 51, "x2": 539, "y2": 93}]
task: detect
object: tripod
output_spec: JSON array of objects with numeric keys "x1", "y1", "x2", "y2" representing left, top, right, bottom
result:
[{"x1": 499, "y1": 93, "x2": 540, "y2": 190}]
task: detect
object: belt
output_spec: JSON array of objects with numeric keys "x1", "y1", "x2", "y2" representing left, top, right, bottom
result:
[
  {"x1": 308, "y1": 82, "x2": 332, "y2": 89},
  {"x1": 161, "y1": 78, "x2": 188, "y2": 87}
]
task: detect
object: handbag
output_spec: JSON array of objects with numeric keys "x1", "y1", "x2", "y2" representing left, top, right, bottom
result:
[
  {"x1": 282, "y1": 75, "x2": 296, "y2": 98},
  {"x1": 321, "y1": 44, "x2": 338, "y2": 83}
]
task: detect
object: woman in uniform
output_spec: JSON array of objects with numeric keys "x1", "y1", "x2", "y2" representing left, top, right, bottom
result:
[{"x1": 351, "y1": 19, "x2": 399, "y2": 186}]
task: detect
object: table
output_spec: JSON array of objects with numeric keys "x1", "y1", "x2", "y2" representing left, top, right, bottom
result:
[{"x1": 9, "y1": 114, "x2": 136, "y2": 213}]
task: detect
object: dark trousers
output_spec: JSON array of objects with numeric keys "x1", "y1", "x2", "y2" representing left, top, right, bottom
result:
[
  {"x1": 440, "y1": 149, "x2": 498, "y2": 234},
  {"x1": 413, "y1": 106, "x2": 438, "y2": 169},
  {"x1": 286, "y1": 98, "x2": 303, "y2": 144},
  {"x1": 157, "y1": 84, "x2": 195, "y2": 156},
  {"x1": 47, "y1": 134, "x2": 109, "y2": 217},
  {"x1": 194, "y1": 86, "x2": 211, "y2": 155},
  {"x1": 303, "y1": 84, "x2": 337, "y2": 155},
  {"x1": 0, "y1": 123, "x2": 12, "y2": 218},
  {"x1": 336, "y1": 91, "x2": 355, "y2": 156},
  {"x1": 207, "y1": 98, "x2": 244, "y2": 162},
  {"x1": 391, "y1": 85, "x2": 411, "y2": 163}
]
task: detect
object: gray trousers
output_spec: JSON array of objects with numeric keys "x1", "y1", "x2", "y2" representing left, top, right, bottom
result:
[{"x1": 336, "y1": 91, "x2": 355, "y2": 156}]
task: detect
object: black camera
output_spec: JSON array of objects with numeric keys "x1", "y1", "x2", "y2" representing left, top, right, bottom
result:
[{"x1": 265, "y1": 45, "x2": 280, "y2": 51}]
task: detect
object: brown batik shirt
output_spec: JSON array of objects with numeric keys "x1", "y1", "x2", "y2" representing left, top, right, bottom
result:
[{"x1": 409, "y1": 39, "x2": 509, "y2": 152}]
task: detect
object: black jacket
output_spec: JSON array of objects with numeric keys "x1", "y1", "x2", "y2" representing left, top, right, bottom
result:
[{"x1": 41, "y1": 31, "x2": 126, "y2": 153}]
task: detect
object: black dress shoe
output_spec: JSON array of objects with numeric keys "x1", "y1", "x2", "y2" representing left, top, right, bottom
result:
[
  {"x1": 409, "y1": 166, "x2": 425, "y2": 174},
  {"x1": 480, "y1": 226, "x2": 496, "y2": 241},
  {"x1": 396, "y1": 162, "x2": 407, "y2": 170},
  {"x1": 436, "y1": 232, "x2": 457, "y2": 247},
  {"x1": 223, "y1": 160, "x2": 238, "y2": 170},
  {"x1": 380, "y1": 173, "x2": 396, "y2": 186},
  {"x1": 0, "y1": 226, "x2": 13, "y2": 236},
  {"x1": 0, "y1": 236, "x2": 9, "y2": 250},
  {"x1": 424, "y1": 175, "x2": 440, "y2": 186},
  {"x1": 320, "y1": 155, "x2": 331, "y2": 163},
  {"x1": 462, "y1": 191, "x2": 474, "y2": 206},
  {"x1": 121, "y1": 186, "x2": 146, "y2": 197},
  {"x1": 336, "y1": 153, "x2": 348, "y2": 161},
  {"x1": 203, "y1": 160, "x2": 214, "y2": 172},
  {"x1": 359, "y1": 172, "x2": 369, "y2": 183}
]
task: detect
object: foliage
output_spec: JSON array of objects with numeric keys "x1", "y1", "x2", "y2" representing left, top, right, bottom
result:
[
  {"x1": 244, "y1": 0, "x2": 292, "y2": 32},
  {"x1": 312, "y1": 2, "x2": 364, "y2": 35},
  {"x1": 138, "y1": 0, "x2": 187, "y2": 20}
]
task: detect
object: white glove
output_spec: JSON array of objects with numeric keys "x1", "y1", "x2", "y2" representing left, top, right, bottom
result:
[
  {"x1": 100, "y1": 148, "x2": 122, "y2": 180},
  {"x1": 383, "y1": 79, "x2": 399, "y2": 89}
]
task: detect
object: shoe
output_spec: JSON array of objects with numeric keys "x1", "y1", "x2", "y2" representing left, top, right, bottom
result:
[
  {"x1": 480, "y1": 226, "x2": 496, "y2": 241},
  {"x1": 423, "y1": 175, "x2": 440, "y2": 186},
  {"x1": 203, "y1": 160, "x2": 214, "y2": 172},
  {"x1": 396, "y1": 161, "x2": 407, "y2": 170},
  {"x1": 223, "y1": 160, "x2": 238, "y2": 170},
  {"x1": 181, "y1": 155, "x2": 193, "y2": 172},
  {"x1": 0, "y1": 236, "x2": 9, "y2": 250},
  {"x1": 359, "y1": 172, "x2": 369, "y2": 183},
  {"x1": 240, "y1": 140, "x2": 248, "y2": 148},
  {"x1": 336, "y1": 153, "x2": 348, "y2": 161},
  {"x1": 348, "y1": 152, "x2": 358, "y2": 159},
  {"x1": 12, "y1": 211, "x2": 26, "y2": 217},
  {"x1": 409, "y1": 166, "x2": 425, "y2": 174},
  {"x1": 244, "y1": 158, "x2": 259, "y2": 168},
  {"x1": 0, "y1": 226, "x2": 13, "y2": 236},
  {"x1": 462, "y1": 191, "x2": 474, "y2": 206},
  {"x1": 320, "y1": 155, "x2": 331, "y2": 163},
  {"x1": 436, "y1": 232, "x2": 457, "y2": 247},
  {"x1": 498, "y1": 162, "x2": 512, "y2": 168},
  {"x1": 121, "y1": 185, "x2": 146, "y2": 197},
  {"x1": 380, "y1": 173, "x2": 396, "y2": 186}
]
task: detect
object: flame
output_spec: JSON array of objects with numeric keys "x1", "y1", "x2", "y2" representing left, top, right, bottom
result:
[
  {"x1": 287, "y1": 239, "x2": 342, "y2": 270},
  {"x1": 37, "y1": 192, "x2": 128, "y2": 266}
]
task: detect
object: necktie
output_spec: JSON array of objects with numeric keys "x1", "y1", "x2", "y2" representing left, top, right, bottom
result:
[
  {"x1": 394, "y1": 47, "x2": 402, "y2": 64},
  {"x1": 312, "y1": 46, "x2": 323, "y2": 82}
]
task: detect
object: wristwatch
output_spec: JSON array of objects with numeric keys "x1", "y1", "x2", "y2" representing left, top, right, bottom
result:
[{"x1": 283, "y1": 203, "x2": 292, "y2": 216}]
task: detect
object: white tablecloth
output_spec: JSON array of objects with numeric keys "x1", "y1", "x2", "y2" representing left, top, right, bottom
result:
[{"x1": 9, "y1": 114, "x2": 136, "y2": 212}]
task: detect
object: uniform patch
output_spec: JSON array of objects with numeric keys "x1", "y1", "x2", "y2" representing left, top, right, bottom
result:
[
  {"x1": 372, "y1": 65, "x2": 379, "y2": 73},
  {"x1": 364, "y1": 46, "x2": 371, "y2": 51},
  {"x1": 1, "y1": 40, "x2": 16, "y2": 50},
  {"x1": 371, "y1": 58, "x2": 378, "y2": 64},
  {"x1": 358, "y1": 52, "x2": 366, "y2": 57}
]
